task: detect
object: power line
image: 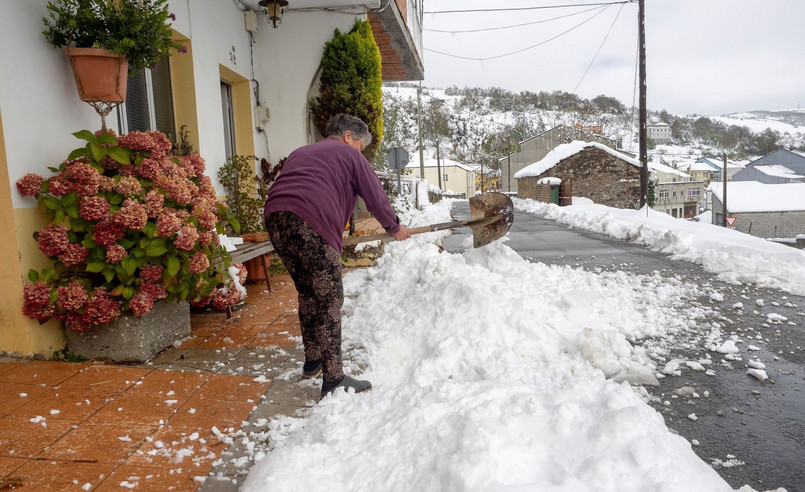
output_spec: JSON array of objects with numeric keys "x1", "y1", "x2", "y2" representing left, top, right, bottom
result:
[
  {"x1": 425, "y1": 6, "x2": 612, "y2": 62},
  {"x1": 424, "y1": 6, "x2": 604, "y2": 34},
  {"x1": 424, "y1": 1, "x2": 633, "y2": 15},
  {"x1": 572, "y1": 3, "x2": 625, "y2": 93}
]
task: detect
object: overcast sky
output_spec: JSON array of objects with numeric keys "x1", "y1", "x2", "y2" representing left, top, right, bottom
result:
[{"x1": 421, "y1": 0, "x2": 805, "y2": 116}]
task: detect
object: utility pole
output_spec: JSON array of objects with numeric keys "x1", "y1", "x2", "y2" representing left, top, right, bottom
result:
[
  {"x1": 638, "y1": 0, "x2": 648, "y2": 207},
  {"x1": 417, "y1": 82, "x2": 424, "y2": 180},
  {"x1": 436, "y1": 145, "x2": 442, "y2": 191},
  {"x1": 722, "y1": 153, "x2": 728, "y2": 227}
]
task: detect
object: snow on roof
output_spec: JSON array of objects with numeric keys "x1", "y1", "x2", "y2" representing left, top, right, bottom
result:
[
  {"x1": 648, "y1": 122, "x2": 670, "y2": 127},
  {"x1": 650, "y1": 161, "x2": 691, "y2": 179},
  {"x1": 707, "y1": 181, "x2": 805, "y2": 212},
  {"x1": 680, "y1": 161, "x2": 717, "y2": 172},
  {"x1": 753, "y1": 164, "x2": 803, "y2": 179},
  {"x1": 699, "y1": 157, "x2": 745, "y2": 169},
  {"x1": 514, "y1": 141, "x2": 641, "y2": 179},
  {"x1": 405, "y1": 158, "x2": 476, "y2": 173}
]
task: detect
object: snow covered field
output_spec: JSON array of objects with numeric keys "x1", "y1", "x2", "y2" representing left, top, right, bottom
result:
[{"x1": 239, "y1": 199, "x2": 798, "y2": 492}]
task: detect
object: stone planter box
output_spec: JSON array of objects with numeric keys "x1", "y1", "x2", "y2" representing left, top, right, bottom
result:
[{"x1": 65, "y1": 301, "x2": 191, "y2": 362}]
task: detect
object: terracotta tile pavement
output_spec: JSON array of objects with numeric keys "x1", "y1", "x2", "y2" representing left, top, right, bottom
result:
[{"x1": 0, "y1": 274, "x2": 305, "y2": 490}]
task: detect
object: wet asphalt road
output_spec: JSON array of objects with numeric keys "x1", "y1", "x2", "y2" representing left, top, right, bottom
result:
[{"x1": 443, "y1": 201, "x2": 805, "y2": 492}]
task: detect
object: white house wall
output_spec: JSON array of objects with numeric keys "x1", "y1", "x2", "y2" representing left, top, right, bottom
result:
[
  {"x1": 253, "y1": 10, "x2": 361, "y2": 161},
  {"x1": 1, "y1": 0, "x2": 102, "y2": 209},
  {"x1": 175, "y1": 0, "x2": 256, "y2": 196}
]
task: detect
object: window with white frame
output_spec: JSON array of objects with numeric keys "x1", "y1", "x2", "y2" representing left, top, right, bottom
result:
[
  {"x1": 220, "y1": 82, "x2": 236, "y2": 160},
  {"x1": 658, "y1": 189, "x2": 669, "y2": 199},
  {"x1": 688, "y1": 188, "x2": 701, "y2": 199},
  {"x1": 119, "y1": 56, "x2": 175, "y2": 143}
]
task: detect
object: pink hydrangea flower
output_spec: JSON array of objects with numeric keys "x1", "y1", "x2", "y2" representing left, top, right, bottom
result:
[
  {"x1": 188, "y1": 251, "x2": 210, "y2": 273},
  {"x1": 56, "y1": 281, "x2": 88, "y2": 312},
  {"x1": 139, "y1": 264, "x2": 163, "y2": 284},
  {"x1": 129, "y1": 291, "x2": 155, "y2": 316},
  {"x1": 139, "y1": 281, "x2": 167, "y2": 300},
  {"x1": 174, "y1": 224, "x2": 199, "y2": 251},
  {"x1": 47, "y1": 177, "x2": 76, "y2": 196},
  {"x1": 83, "y1": 288, "x2": 121, "y2": 326},
  {"x1": 115, "y1": 176, "x2": 143, "y2": 197},
  {"x1": 94, "y1": 219, "x2": 126, "y2": 246},
  {"x1": 59, "y1": 243, "x2": 89, "y2": 267},
  {"x1": 16, "y1": 173, "x2": 45, "y2": 197},
  {"x1": 37, "y1": 223, "x2": 70, "y2": 257},
  {"x1": 106, "y1": 244, "x2": 128, "y2": 263},
  {"x1": 79, "y1": 196, "x2": 111, "y2": 222},
  {"x1": 22, "y1": 281, "x2": 55, "y2": 322},
  {"x1": 113, "y1": 199, "x2": 147, "y2": 230},
  {"x1": 137, "y1": 158, "x2": 161, "y2": 181},
  {"x1": 156, "y1": 210, "x2": 182, "y2": 237}
]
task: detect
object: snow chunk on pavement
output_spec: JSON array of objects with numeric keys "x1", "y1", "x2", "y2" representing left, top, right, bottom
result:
[
  {"x1": 714, "y1": 340, "x2": 740, "y2": 354},
  {"x1": 747, "y1": 368, "x2": 769, "y2": 381}
]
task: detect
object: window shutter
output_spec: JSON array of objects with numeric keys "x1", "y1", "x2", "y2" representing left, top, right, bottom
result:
[{"x1": 126, "y1": 69, "x2": 150, "y2": 133}]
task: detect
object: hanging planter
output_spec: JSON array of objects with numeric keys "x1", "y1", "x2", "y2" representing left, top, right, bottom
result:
[{"x1": 64, "y1": 47, "x2": 128, "y2": 103}]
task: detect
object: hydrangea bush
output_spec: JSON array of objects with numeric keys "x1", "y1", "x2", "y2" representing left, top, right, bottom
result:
[{"x1": 17, "y1": 129, "x2": 243, "y2": 332}]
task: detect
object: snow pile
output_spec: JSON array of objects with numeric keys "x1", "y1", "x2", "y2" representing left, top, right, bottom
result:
[
  {"x1": 513, "y1": 198, "x2": 805, "y2": 296},
  {"x1": 242, "y1": 207, "x2": 748, "y2": 491}
]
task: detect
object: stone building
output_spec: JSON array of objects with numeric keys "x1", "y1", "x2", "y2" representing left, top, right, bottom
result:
[
  {"x1": 708, "y1": 181, "x2": 805, "y2": 238},
  {"x1": 499, "y1": 125, "x2": 617, "y2": 193},
  {"x1": 514, "y1": 141, "x2": 641, "y2": 209}
]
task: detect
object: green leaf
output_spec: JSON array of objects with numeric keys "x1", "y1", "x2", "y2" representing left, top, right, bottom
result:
[
  {"x1": 97, "y1": 131, "x2": 117, "y2": 146},
  {"x1": 81, "y1": 235, "x2": 96, "y2": 249},
  {"x1": 121, "y1": 257, "x2": 137, "y2": 277},
  {"x1": 165, "y1": 256, "x2": 180, "y2": 277},
  {"x1": 73, "y1": 130, "x2": 96, "y2": 143},
  {"x1": 145, "y1": 239, "x2": 168, "y2": 257},
  {"x1": 48, "y1": 166, "x2": 61, "y2": 173},
  {"x1": 66, "y1": 208, "x2": 79, "y2": 220},
  {"x1": 41, "y1": 268, "x2": 56, "y2": 282},
  {"x1": 42, "y1": 197, "x2": 60, "y2": 210},
  {"x1": 61, "y1": 193, "x2": 78, "y2": 206},
  {"x1": 89, "y1": 142, "x2": 103, "y2": 162},
  {"x1": 67, "y1": 148, "x2": 91, "y2": 161},
  {"x1": 28, "y1": 269, "x2": 40, "y2": 282},
  {"x1": 122, "y1": 286, "x2": 135, "y2": 300},
  {"x1": 107, "y1": 147, "x2": 130, "y2": 165},
  {"x1": 103, "y1": 267, "x2": 116, "y2": 283},
  {"x1": 85, "y1": 262, "x2": 106, "y2": 273},
  {"x1": 131, "y1": 248, "x2": 145, "y2": 258},
  {"x1": 120, "y1": 239, "x2": 135, "y2": 249}
]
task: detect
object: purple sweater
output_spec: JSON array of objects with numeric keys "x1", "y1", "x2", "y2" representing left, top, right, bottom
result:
[{"x1": 264, "y1": 138, "x2": 401, "y2": 251}]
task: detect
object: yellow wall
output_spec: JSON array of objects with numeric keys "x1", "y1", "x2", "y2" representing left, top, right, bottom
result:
[
  {"x1": 219, "y1": 65, "x2": 255, "y2": 157},
  {"x1": 0, "y1": 110, "x2": 65, "y2": 357},
  {"x1": 170, "y1": 35, "x2": 200, "y2": 153}
]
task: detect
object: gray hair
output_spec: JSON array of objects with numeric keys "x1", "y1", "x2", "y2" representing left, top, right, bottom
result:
[{"x1": 325, "y1": 114, "x2": 372, "y2": 146}]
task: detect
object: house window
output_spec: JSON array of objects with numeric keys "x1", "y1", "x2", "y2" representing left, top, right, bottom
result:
[
  {"x1": 688, "y1": 188, "x2": 701, "y2": 199},
  {"x1": 443, "y1": 173, "x2": 448, "y2": 182},
  {"x1": 221, "y1": 82, "x2": 236, "y2": 160},
  {"x1": 672, "y1": 191, "x2": 677, "y2": 198},
  {"x1": 671, "y1": 208, "x2": 678, "y2": 218},
  {"x1": 120, "y1": 56, "x2": 176, "y2": 143},
  {"x1": 658, "y1": 189, "x2": 669, "y2": 199}
]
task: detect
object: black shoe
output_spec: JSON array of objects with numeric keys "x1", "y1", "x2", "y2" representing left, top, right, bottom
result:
[
  {"x1": 321, "y1": 375, "x2": 372, "y2": 397},
  {"x1": 302, "y1": 360, "x2": 322, "y2": 379}
]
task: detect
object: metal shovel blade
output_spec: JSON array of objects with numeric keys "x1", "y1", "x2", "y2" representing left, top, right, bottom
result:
[
  {"x1": 341, "y1": 192, "x2": 515, "y2": 249},
  {"x1": 467, "y1": 191, "x2": 515, "y2": 248}
]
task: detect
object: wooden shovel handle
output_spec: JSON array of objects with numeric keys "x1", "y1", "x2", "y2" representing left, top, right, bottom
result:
[{"x1": 342, "y1": 216, "x2": 501, "y2": 247}]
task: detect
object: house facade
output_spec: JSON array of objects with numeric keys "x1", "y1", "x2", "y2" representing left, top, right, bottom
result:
[
  {"x1": 708, "y1": 182, "x2": 805, "y2": 238},
  {"x1": 514, "y1": 141, "x2": 641, "y2": 209},
  {"x1": 499, "y1": 125, "x2": 617, "y2": 193},
  {"x1": 0, "y1": 0, "x2": 424, "y2": 357},
  {"x1": 647, "y1": 122, "x2": 672, "y2": 143},
  {"x1": 732, "y1": 149, "x2": 805, "y2": 184},
  {"x1": 651, "y1": 163, "x2": 704, "y2": 219},
  {"x1": 406, "y1": 158, "x2": 477, "y2": 198}
]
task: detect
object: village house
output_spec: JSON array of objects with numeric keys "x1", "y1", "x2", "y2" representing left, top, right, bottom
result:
[
  {"x1": 708, "y1": 181, "x2": 805, "y2": 239},
  {"x1": 406, "y1": 157, "x2": 477, "y2": 198},
  {"x1": 514, "y1": 141, "x2": 641, "y2": 209},
  {"x1": 647, "y1": 122, "x2": 672, "y2": 143},
  {"x1": 499, "y1": 125, "x2": 617, "y2": 193},
  {"x1": 732, "y1": 149, "x2": 805, "y2": 184},
  {"x1": 0, "y1": 0, "x2": 424, "y2": 358},
  {"x1": 651, "y1": 162, "x2": 705, "y2": 219}
]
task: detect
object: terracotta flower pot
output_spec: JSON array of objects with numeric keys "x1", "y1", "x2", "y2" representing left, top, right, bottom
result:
[{"x1": 64, "y1": 47, "x2": 128, "y2": 103}]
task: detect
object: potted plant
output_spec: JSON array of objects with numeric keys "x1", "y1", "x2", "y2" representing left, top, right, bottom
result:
[
  {"x1": 16, "y1": 129, "x2": 243, "y2": 361},
  {"x1": 42, "y1": 0, "x2": 183, "y2": 102},
  {"x1": 218, "y1": 155, "x2": 284, "y2": 281}
]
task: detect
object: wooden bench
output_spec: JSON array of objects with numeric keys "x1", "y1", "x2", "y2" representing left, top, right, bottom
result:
[{"x1": 226, "y1": 241, "x2": 274, "y2": 319}]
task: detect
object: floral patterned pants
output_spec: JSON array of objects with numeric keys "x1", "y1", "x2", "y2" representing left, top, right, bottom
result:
[{"x1": 265, "y1": 211, "x2": 344, "y2": 383}]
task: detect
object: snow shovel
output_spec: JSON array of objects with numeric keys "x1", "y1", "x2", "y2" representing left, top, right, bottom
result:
[{"x1": 342, "y1": 192, "x2": 514, "y2": 249}]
